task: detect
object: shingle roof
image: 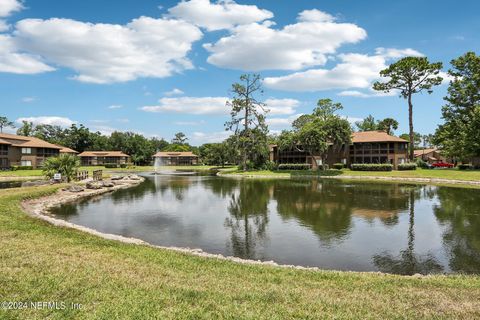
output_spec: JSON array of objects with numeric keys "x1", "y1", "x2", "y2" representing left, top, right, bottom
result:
[
  {"x1": 0, "y1": 133, "x2": 61, "y2": 149},
  {"x1": 413, "y1": 148, "x2": 438, "y2": 157},
  {"x1": 154, "y1": 151, "x2": 198, "y2": 158},
  {"x1": 78, "y1": 151, "x2": 130, "y2": 157},
  {"x1": 56, "y1": 145, "x2": 78, "y2": 154},
  {"x1": 352, "y1": 131, "x2": 408, "y2": 143}
]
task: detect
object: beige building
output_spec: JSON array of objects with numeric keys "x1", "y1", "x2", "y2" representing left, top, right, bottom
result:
[
  {"x1": 154, "y1": 151, "x2": 199, "y2": 166},
  {"x1": 413, "y1": 148, "x2": 446, "y2": 164},
  {"x1": 270, "y1": 131, "x2": 409, "y2": 170},
  {"x1": 78, "y1": 151, "x2": 130, "y2": 166},
  {"x1": 57, "y1": 145, "x2": 79, "y2": 155},
  {"x1": 0, "y1": 132, "x2": 65, "y2": 169}
]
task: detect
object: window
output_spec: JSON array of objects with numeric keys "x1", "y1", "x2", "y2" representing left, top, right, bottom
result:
[
  {"x1": 21, "y1": 160, "x2": 32, "y2": 166},
  {"x1": 0, "y1": 144, "x2": 7, "y2": 156},
  {"x1": 21, "y1": 147, "x2": 32, "y2": 154}
]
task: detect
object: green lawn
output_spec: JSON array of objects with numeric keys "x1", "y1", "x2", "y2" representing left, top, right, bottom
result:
[
  {"x1": 225, "y1": 168, "x2": 480, "y2": 182},
  {"x1": 1, "y1": 186, "x2": 480, "y2": 319}
]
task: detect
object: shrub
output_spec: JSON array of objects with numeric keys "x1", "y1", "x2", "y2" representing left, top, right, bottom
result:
[
  {"x1": 42, "y1": 154, "x2": 80, "y2": 182},
  {"x1": 351, "y1": 163, "x2": 393, "y2": 171},
  {"x1": 278, "y1": 163, "x2": 312, "y2": 170},
  {"x1": 11, "y1": 165, "x2": 33, "y2": 171},
  {"x1": 119, "y1": 163, "x2": 128, "y2": 168},
  {"x1": 333, "y1": 163, "x2": 344, "y2": 170},
  {"x1": 398, "y1": 163, "x2": 417, "y2": 171},
  {"x1": 458, "y1": 164, "x2": 473, "y2": 170},
  {"x1": 262, "y1": 161, "x2": 278, "y2": 171},
  {"x1": 415, "y1": 158, "x2": 429, "y2": 169},
  {"x1": 104, "y1": 163, "x2": 118, "y2": 168}
]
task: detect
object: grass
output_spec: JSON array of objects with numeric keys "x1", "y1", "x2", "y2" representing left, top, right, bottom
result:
[
  {"x1": 224, "y1": 168, "x2": 480, "y2": 182},
  {"x1": 1, "y1": 186, "x2": 480, "y2": 319}
]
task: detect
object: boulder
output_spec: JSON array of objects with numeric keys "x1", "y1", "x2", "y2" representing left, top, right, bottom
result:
[
  {"x1": 62, "y1": 185, "x2": 85, "y2": 193},
  {"x1": 110, "y1": 175, "x2": 124, "y2": 181},
  {"x1": 124, "y1": 174, "x2": 141, "y2": 181},
  {"x1": 86, "y1": 181, "x2": 103, "y2": 190},
  {"x1": 102, "y1": 181, "x2": 115, "y2": 188}
]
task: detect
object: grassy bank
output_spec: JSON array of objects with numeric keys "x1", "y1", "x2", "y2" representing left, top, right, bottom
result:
[
  {"x1": 224, "y1": 168, "x2": 480, "y2": 182},
  {"x1": 1, "y1": 186, "x2": 480, "y2": 319}
]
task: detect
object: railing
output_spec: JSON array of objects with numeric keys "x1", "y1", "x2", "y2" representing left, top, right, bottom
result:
[
  {"x1": 92, "y1": 170, "x2": 103, "y2": 181},
  {"x1": 76, "y1": 170, "x2": 89, "y2": 181}
]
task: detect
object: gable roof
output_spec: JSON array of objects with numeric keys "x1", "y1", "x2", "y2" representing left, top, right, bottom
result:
[
  {"x1": 154, "y1": 151, "x2": 198, "y2": 158},
  {"x1": 413, "y1": 148, "x2": 438, "y2": 157},
  {"x1": 0, "y1": 132, "x2": 62, "y2": 149},
  {"x1": 352, "y1": 131, "x2": 408, "y2": 143},
  {"x1": 56, "y1": 145, "x2": 78, "y2": 154},
  {"x1": 78, "y1": 151, "x2": 130, "y2": 157}
]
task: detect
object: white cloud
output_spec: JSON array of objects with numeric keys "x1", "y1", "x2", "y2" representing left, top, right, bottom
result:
[
  {"x1": 264, "y1": 98, "x2": 299, "y2": 115},
  {"x1": 16, "y1": 116, "x2": 75, "y2": 127},
  {"x1": 141, "y1": 96, "x2": 228, "y2": 115},
  {"x1": 203, "y1": 9, "x2": 366, "y2": 71},
  {"x1": 0, "y1": 34, "x2": 54, "y2": 74},
  {"x1": 174, "y1": 120, "x2": 206, "y2": 126},
  {"x1": 264, "y1": 48, "x2": 423, "y2": 92},
  {"x1": 0, "y1": 20, "x2": 9, "y2": 32},
  {"x1": 90, "y1": 125, "x2": 118, "y2": 136},
  {"x1": 10, "y1": 17, "x2": 202, "y2": 83},
  {"x1": 374, "y1": 47, "x2": 423, "y2": 59},
  {"x1": 168, "y1": 0, "x2": 273, "y2": 31},
  {"x1": 266, "y1": 113, "x2": 303, "y2": 128},
  {"x1": 338, "y1": 89, "x2": 396, "y2": 98},
  {"x1": 341, "y1": 115, "x2": 364, "y2": 124},
  {"x1": 108, "y1": 105, "x2": 123, "y2": 109},
  {"x1": 21, "y1": 96, "x2": 36, "y2": 102},
  {"x1": 164, "y1": 88, "x2": 184, "y2": 96},
  {"x1": 191, "y1": 130, "x2": 230, "y2": 144},
  {"x1": 0, "y1": 0, "x2": 23, "y2": 17}
]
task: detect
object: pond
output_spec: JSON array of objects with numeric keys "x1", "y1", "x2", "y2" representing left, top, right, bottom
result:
[
  {"x1": 0, "y1": 180, "x2": 24, "y2": 189},
  {"x1": 49, "y1": 175, "x2": 480, "y2": 275}
]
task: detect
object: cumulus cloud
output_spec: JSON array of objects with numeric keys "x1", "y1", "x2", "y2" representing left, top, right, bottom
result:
[
  {"x1": 203, "y1": 9, "x2": 366, "y2": 71},
  {"x1": 264, "y1": 98, "x2": 299, "y2": 115},
  {"x1": 9, "y1": 17, "x2": 202, "y2": 83},
  {"x1": 264, "y1": 48, "x2": 423, "y2": 92},
  {"x1": 266, "y1": 114, "x2": 303, "y2": 128},
  {"x1": 338, "y1": 89, "x2": 396, "y2": 98},
  {"x1": 0, "y1": 0, "x2": 22, "y2": 17},
  {"x1": 168, "y1": 0, "x2": 273, "y2": 31},
  {"x1": 191, "y1": 130, "x2": 231, "y2": 144},
  {"x1": 164, "y1": 88, "x2": 184, "y2": 96},
  {"x1": 0, "y1": 34, "x2": 54, "y2": 74},
  {"x1": 16, "y1": 116, "x2": 75, "y2": 127},
  {"x1": 141, "y1": 96, "x2": 229, "y2": 115}
]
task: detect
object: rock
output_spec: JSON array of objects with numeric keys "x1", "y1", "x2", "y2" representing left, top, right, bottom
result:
[
  {"x1": 124, "y1": 174, "x2": 141, "y2": 181},
  {"x1": 102, "y1": 181, "x2": 115, "y2": 188},
  {"x1": 110, "y1": 175, "x2": 124, "y2": 181},
  {"x1": 86, "y1": 181, "x2": 103, "y2": 190},
  {"x1": 62, "y1": 185, "x2": 85, "y2": 193},
  {"x1": 22, "y1": 180, "x2": 50, "y2": 187}
]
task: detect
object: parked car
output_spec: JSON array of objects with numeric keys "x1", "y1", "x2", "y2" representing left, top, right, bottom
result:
[{"x1": 432, "y1": 162, "x2": 455, "y2": 168}]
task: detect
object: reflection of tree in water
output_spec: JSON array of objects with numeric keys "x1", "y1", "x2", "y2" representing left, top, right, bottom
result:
[
  {"x1": 434, "y1": 187, "x2": 480, "y2": 274},
  {"x1": 274, "y1": 180, "x2": 411, "y2": 246},
  {"x1": 373, "y1": 187, "x2": 443, "y2": 275},
  {"x1": 152, "y1": 176, "x2": 195, "y2": 201},
  {"x1": 224, "y1": 180, "x2": 271, "y2": 259},
  {"x1": 110, "y1": 177, "x2": 157, "y2": 203},
  {"x1": 202, "y1": 177, "x2": 239, "y2": 199}
]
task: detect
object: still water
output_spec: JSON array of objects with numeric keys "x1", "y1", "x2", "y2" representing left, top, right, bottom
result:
[{"x1": 49, "y1": 175, "x2": 480, "y2": 275}]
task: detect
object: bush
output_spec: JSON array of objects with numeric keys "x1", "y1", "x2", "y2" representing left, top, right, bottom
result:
[
  {"x1": 278, "y1": 163, "x2": 312, "y2": 170},
  {"x1": 42, "y1": 154, "x2": 80, "y2": 182},
  {"x1": 398, "y1": 163, "x2": 417, "y2": 171},
  {"x1": 262, "y1": 160, "x2": 278, "y2": 171},
  {"x1": 119, "y1": 163, "x2": 128, "y2": 168},
  {"x1": 415, "y1": 158, "x2": 429, "y2": 169},
  {"x1": 11, "y1": 165, "x2": 33, "y2": 171},
  {"x1": 333, "y1": 163, "x2": 344, "y2": 170},
  {"x1": 351, "y1": 163, "x2": 393, "y2": 171},
  {"x1": 104, "y1": 163, "x2": 118, "y2": 168},
  {"x1": 458, "y1": 164, "x2": 473, "y2": 170}
]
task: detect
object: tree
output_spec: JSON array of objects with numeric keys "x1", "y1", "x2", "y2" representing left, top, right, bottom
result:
[
  {"x1": 434, "y1": 52, "x2": 480, "y2": 161},
  {"x1": 42, "y1": 154, "x2": 80, "y2": 182},
  {"x1": 373, "y1": 57, "x2": 443, "y2": 160},
  {"x1": 171, "y1": 132, "x2": 188, "y2": 145},
  {"x1": 377, "y1": 118, "x2": 399, "y2": 135},
  {"x1": 33, "y1": 124, "x2": 66, "y2": 145},
  {"x1": 0, "y1": 116, "x2": 15, "y2": 133},
  {"x1": 16, "y1": 121, "x2": 34, "y2": 136},
  {"x1": 62, "y1": 124, "x2": 94, "y2": 152},
  {"x1": 278, "y1": 99, "x2": 352, "y2": 169},
  {"x1": 400, "y1": 132, "x2": 422, "y2": 148},
  {"x1": 225, "y1": 74, "x2": 268, "y2": 171},
  {"x1": 355, "y1": 115, "x2": 377, "y2": 131},
  {"x1": 199, "y1": 142, "x2": 235, "y2": 167}
]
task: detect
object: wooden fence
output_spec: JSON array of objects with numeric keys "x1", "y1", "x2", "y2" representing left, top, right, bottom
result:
[
  {"x1": 93, "y1": 170, "x2": 103, "y2": 181},
  {"x1": 76, "y1": 170, "x2": 89, "y2": 181}
]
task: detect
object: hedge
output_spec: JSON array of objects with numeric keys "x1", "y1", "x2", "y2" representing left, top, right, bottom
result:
[
  {"x1": 333, "y1": 163, "x2": 344, "y2": 170},
  {"x1": 104, "y1": 163, "x2": 119, "y2": 168},
  {"x1": 458, "y1": 164, "x2": 473, "y2": 170},
  {"x1": 278, "y1": 163, "x2": 311, "y2": 170},
  {"x1": 398, "y1": 163, "x2": 417, "y2": 171},
  {"x1": 11, "y1": 165, "x2": 34, "y2": 171},
  {"x1": 120, "y1": 164, "x2": 128, "y2": 168},
  {"x1": 350, "y1": 163, "x2": 393, "y2": 171}
]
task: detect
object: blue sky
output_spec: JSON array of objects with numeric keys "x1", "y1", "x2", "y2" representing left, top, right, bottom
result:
[{"x1": 0, "y1": 0, "x2": 478, "y2": 145}]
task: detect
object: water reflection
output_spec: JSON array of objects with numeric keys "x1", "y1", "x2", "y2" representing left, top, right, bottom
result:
[{"x1": 49, "y1": 175, "x2": 480, "y2": 274}]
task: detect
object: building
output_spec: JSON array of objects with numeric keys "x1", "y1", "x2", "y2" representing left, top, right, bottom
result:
[
  {"x1": 78, "y1": 151, "x2": 130, "y2": 166},
  {"x1": 57, "y1": 145, "x2": 79, "y2": 155},
  {"x1": 154, "y1": 151, "x2": 199, "y2": 166},
  {"x1": 0, "y1": 132, "x2": 64, "y2": 169},
  {"x1": 270, "y1": 131, "x2": 409, "y2": 170},
  {"x1": 413, "y1": 148, "x2": 446, "y2": 164}
]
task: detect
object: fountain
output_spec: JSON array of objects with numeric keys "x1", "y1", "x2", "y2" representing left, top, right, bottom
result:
[{"x1": 152, "y1": 152, "x2": 197, "y2": 176}]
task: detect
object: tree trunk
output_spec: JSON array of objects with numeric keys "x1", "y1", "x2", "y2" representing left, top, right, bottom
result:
[
  {"x1": 408, "y1": 93, "x2": 414, "y2": 161},
  {"x1": 242, "y1": 99, "x2": 249, "y2": 171}
]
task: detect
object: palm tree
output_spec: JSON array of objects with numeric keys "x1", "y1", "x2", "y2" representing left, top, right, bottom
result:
[
  {"x1": 42, "y1": 154, "x2": 80, "y2": 182},
  {"x1": 0, "y1": 116, "x2": 15, "y2": 133}
]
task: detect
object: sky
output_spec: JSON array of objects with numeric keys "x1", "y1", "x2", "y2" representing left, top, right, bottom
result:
[{"x1": 0, "y1": 0, "x2": 478, "y2": 145}]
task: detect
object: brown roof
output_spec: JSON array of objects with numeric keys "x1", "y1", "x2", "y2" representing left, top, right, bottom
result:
[
  {"x1": 413, "y1": 148, "x2": 438, "y2": 157},
  {"x1": 352, "y1": 131, "x2": 408, "y2": 143},
  {"x1": 56, "y1": 145, "x2": 79, "y2": 154},
  {"x1": 0, "y1": 132, "x2": 61, "y2": 149},
  {"x1": 154, "y1": 151, "x2": 198, "y2": 158},
  {"x1": 78, "y1": 151, "x2": 130, "y2": 157},
  {"x1": 0, "y1": 138, "x2": 12, "y2": 145}
]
